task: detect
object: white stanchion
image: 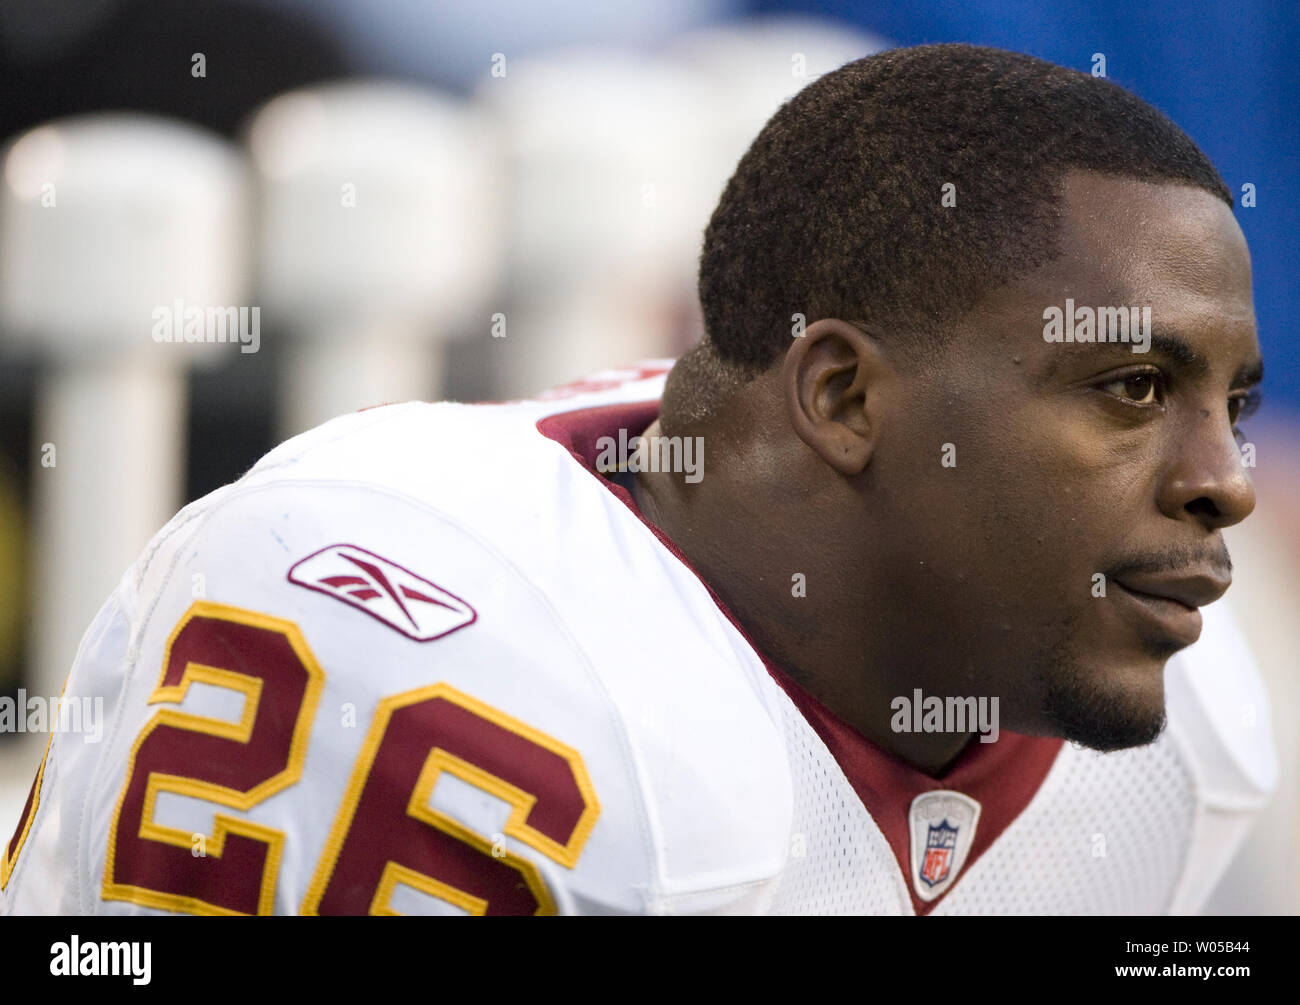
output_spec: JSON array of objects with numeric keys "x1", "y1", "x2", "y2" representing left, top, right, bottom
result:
[
  {"x1": 667, "y1": 16, "x2": 889, "y2": 169},
  {"x1": 0, "y1": 115, "x2": 250, "y2": 702},
  {"x1": 475, "y1": 49, "x2": 722, "y2": 398},
  {"x1": 246, "y1": 82, "x2": 504, "y2": 437}
]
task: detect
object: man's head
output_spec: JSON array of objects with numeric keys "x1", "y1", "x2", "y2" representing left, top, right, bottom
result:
[{"x1": 650, "y1": 44, "x2": 1262, "y2": 760}]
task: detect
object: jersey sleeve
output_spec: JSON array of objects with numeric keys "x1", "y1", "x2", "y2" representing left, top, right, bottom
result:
[{"x1": 2, "y1": 478, "x2": 670, "y2": 915}]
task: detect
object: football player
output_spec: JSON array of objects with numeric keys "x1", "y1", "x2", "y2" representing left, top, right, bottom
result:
[{"x1": 1, "y1": 44, "x2": 1273, "y2": 915}]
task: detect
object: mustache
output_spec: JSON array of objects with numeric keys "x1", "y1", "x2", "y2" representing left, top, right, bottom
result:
[{"x1": 1103, "y1": 542, "x2": 1233, "y2": 581}]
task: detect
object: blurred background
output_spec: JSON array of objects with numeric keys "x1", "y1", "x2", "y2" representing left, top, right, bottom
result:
[{"x1": 0, "y1": 0, "x2": 1295, "y2": 913}]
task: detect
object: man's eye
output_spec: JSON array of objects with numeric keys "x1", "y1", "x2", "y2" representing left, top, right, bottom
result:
[
  {"x1": 1229, "y1": 389, "x2": 1262, "y2": 429},
  {"x1": 1100, "y1": 372, "x2": 1162, "y2": 405}
]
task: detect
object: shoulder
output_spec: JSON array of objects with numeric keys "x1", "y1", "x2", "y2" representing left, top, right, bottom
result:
[
  {"x1": 83, "y1": 384, "x2": 793, "y2": 913},
  {"x1": 1163, "y1": 597, "x2": 1277, "y2": 807}
]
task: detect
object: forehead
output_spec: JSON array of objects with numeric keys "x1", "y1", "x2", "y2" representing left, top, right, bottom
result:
[
  {"x1": 957, "y1": 170, "x2": 1258, "y2": 361},
  {"x1": 1054, "y1": 170, "x2": 1254, "y2": 318}
]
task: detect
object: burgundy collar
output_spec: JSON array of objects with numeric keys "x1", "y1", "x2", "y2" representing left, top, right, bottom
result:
[{"x1": 537, "y1": 401, "x2": 1063, "y2": 914}]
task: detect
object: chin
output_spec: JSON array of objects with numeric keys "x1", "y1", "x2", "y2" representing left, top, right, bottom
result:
[{"x1": 1040, "y1": 653, "x2": 1170, "y2": 752}]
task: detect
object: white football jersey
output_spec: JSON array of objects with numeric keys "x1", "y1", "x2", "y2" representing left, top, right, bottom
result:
[{"x1": 0, "y1": 364, "x2": 1277, "y2": 915}]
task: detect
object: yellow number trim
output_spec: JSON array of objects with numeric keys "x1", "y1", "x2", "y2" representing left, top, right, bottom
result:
[
  {"x1": 1, "y1": 673, "x2": 70, "y2": 892},
  {"x1": 371, "y1": 862, "x2": 489, "y2": 917},
  {"x1": 0, "y1": 732, "x2": 55, "y2": 892},
  {"x1": 101, "y1": 601, "x2": 324, "y2": 916},
  {"x1": 301, "y1": 682, "x2": 600, "y2": 916}
]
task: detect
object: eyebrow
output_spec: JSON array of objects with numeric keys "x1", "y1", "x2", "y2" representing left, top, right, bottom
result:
[
  {"x1": 1232, "y1": 350, "x2": 1266, "y2": 389},
  {"x1": 1147, "y1": 329, "x2": 1265, "y2": 389},
  {"x1": 1042, "y1": 326, "x2": 1264, "y2": 388},
  {"x1": 1147, "y1": 329, "x2": 1208, "y2": 376}
]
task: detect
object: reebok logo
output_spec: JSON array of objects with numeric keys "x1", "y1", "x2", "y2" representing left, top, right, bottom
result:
[{"x1": 288, "y1": 544, "x2": 477, "y2": 642}]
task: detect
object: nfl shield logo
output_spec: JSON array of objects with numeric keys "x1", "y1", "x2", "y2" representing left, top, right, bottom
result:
[
  {"x1": 920, "y1": 820, "x2": 960, "y2": 887},
  {"x1": 909, "y1": 792, "x2": 981, "y2": 902}
]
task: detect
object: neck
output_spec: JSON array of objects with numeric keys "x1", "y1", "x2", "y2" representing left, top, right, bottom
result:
[{"x1": 629, "y1": 414, "x2": 974, "y2": 777}]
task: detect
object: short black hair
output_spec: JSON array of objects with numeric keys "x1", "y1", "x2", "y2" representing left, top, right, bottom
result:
[{"x1": 668, "y1": 43, "x2": 1232, "y2": 429}]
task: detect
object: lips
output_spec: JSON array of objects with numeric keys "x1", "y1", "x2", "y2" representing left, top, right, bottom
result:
[{"x1": 1110, "y1": 569, "x2": 1230, "y2": 647}]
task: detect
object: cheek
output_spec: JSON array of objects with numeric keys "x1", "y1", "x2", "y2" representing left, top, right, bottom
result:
[
  {"x1": 888, "y1": 429, "x2": 1096, "y2": 619},
  {"x1": 886, "y1": 381, "x2": 1136, "y2": 591}
]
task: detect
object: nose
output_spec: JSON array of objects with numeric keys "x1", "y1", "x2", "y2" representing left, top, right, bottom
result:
[{"x1": 1155, "y1": 407, "x2": 1256, "y2": 530}]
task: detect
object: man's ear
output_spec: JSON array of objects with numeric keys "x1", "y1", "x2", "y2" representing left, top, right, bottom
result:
[{"x1": 782, "y1": 318, "x2": 896, "y2": 476}]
